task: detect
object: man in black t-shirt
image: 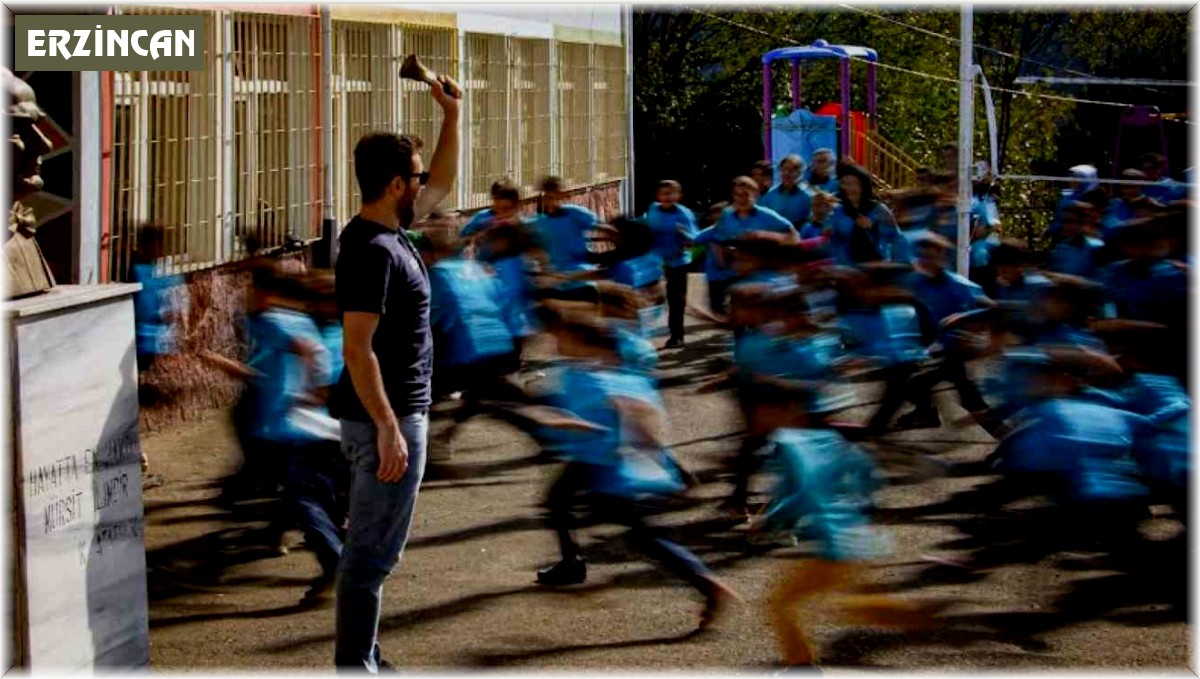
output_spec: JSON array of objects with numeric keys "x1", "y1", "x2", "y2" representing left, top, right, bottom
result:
[{"x1": 330, "y1": 72, "x2": 460, "y2": 673}]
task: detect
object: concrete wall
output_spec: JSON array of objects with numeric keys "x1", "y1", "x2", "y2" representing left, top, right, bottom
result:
[{"x1": 138, "y1": 181, "x2": 623, "y2": 433}]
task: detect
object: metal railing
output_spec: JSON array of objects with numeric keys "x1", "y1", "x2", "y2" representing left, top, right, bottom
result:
[{"x1": 863, "y1": 131, "x2": 920, "y2": 193}]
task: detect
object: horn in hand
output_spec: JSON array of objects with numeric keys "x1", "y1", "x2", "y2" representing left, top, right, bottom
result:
[{"x1": 400, "y1": 54, "x2": 460, "y2": 98}]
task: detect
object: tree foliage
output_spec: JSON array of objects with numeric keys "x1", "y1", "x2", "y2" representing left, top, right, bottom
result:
[{"x1": 632, "y1": 6, "x2": 1189, "y2": 243}]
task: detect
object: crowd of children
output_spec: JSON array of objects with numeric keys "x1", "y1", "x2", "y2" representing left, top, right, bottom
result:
[{"x1": 129, "y1": 145, "x2": 1191, "y2": 668}]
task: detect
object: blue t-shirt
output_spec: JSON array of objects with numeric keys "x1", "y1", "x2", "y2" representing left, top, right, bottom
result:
[
  {"x1": 318, "y1": 323, "x2": 344, "y2": 388},
  {"x1": 610, "y1": 252, "x2": 665, "y2": 290},
  {"x1": 460, "y1": 208, "x2": 495, "y2": 239},
  {"x1": 1101, "y1": 199, "x2": 1138, "y2": 234},
  {"x1": 827, "y1": 203, "x2": 909, "y2": 265},
  {"x1": 804, "y1": 173, "x2": 840, "y2": 194},
  {"x1": 992, "y1": 398, "x2": 1149, "y2": 503},
  {"x1": 331, "y1": 217, "x2": 432, "y2": 420},
  {"x1": 429, "y1": 257, "x2": 515, "y2": 368},
  {"x1": 971, "y1": 195, "x2": 1001, "y2": 229},
  {"x1": 1047, "y1": 236, "x2": 1105, "y2": 279},
  {"x1": 763, "y1": 428, "x2": 887, "y2": 561},
  {"x1": 491, "y1": 255, "x2": 537, "y2": 338},
  {"x1": 131, "y1": 263, "x2": 185, "y2": 358},
  {"x1": 839, "y1": 304, "x2": 929, "y2": 367},
  {"x1": 799, "y1": 219, "x2": 833, "y2": 240},
  {"x1": 694, "y1": 205, "x2": 796, "y2": 282},
  {"x1": 644, "y1": 203, "x2": 699, "y2": 269},
  {"x1": 546, "y1": 364, "x2": 682, "y2": 499},
  {"x1": 1098, "y1": 259, "x2": 1188, "y2": 327},
  {"x1": 759, "y1": 183, "x2": 813, "y2": 227},
  {"x1": 1143, "y1": 178, "x2": 1186, "y2": 204},
  {"x1": 905, "y1": 269, "x2": 986, "y2": 325},
  {"x1": 534, "y1": 204, "x2": 598, "y2": 273},
  {"x1": 248, "y1": 307, "x2": 330, "y2": 445}
]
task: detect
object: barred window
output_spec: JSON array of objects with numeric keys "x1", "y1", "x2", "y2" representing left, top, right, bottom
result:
[{"x1": 111, "y1": 8, "x2": 220, "y2": 280}]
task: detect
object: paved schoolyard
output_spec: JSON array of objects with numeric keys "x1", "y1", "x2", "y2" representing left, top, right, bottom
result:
[{"x1": 140, "y1": 275, "x2": 1190, "y2": 671}]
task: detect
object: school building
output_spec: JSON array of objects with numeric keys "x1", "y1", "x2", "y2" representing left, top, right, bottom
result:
[{"x1": 6, "y1": 4, "x2": 633, "y2": 428}]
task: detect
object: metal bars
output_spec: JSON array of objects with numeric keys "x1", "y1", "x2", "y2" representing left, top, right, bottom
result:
[{"x1": 108, "y1": 7, "x2": 627, "y2": 280}]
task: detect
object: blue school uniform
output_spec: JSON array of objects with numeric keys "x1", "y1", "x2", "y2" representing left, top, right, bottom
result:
[
  {"x1": 491, "y1": 255, "x2": 537, "y2": 338},
  {"x1": 827, "y1": 203, "x2": 909, "y2": 265},
  {"x1": 247, "y1": 308, "x2": 331, "y2": 446},
  {"x1": 762, "y1": 428, "x2": 888, "y2": 561},
  {"x1": 534, "y1": 204, "x2": 598, "y2": 273},
  {"x1": 428, "y1": 258, "x2": 515, "y2": 368},
  {"x1": 615, "y1": 325, "x2": 660, "y2": 376},
  {"x1": 1143, "y1": 178, "x2": 1186, "y2": 204},
  {"x1": 804, "y1": 173, "x2": 839, "y2": 195},
  {"x1": 734, "y1": 328, "x2": 853, "y2": 414},
  {"x1": 693, "y1": 205, "x2": 796, "y2": 283},
  {"x1": 1098, "y1": 259, "x2": 1188, "y2": 327},
  {"x1": 610, "y1": 252, "x2": 665, "y2": 290},
  {"x1": 904, "y1": 269, "x2": 986, "y2": 330},
  {"x1": 992, "y1": 397, "x2": 1149, "y2": 503},
  {"x1": 798, "y1": 219, "x2": 833, "y2": 240},
  {"x1": 1047, "y1": 236, "x2": 1105, "y2": 279},
  {"x1": 971, "y1": 195, "x2": 1001, "y2": 229},
  {"x1": 759, "y1": 183, "x2": 813, "y2": 227},
  {"x1": 460, "y1": 208, "x2": 495, "y2": 239},
  {"x1": 838, "y1": 304, "x2": 929, "y2": 367},
  {"x1": 318, "y1": 323, "x2": 344, "y2": 388},
  {"x1": 1101, "y1": 199, "x2": 1138, "y2": 234},
  {"x1": 131, "y1": 262, "x2": 186, "y2": 359},
  {"x1": 644, "y1": 203, "x2": 699, "y2": 269},
  {"x1": 1047, "y1": 189, "x2": 1088, "y2": 240},
  {"x1": 548, "y1": 364, "x2": 684, "y2": 499},
  {"x1": 1107, "y1": 373, "x2": 1189, "y2": 490}
]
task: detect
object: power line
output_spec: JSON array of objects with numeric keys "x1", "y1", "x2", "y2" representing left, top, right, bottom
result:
[
  {"x1": 836, "y1": 3, "x2": 1169, "y2": 95},
  {"x1": 1015, "y1": 76, "x2": 1194, "y2": 87},
  {"x1": 998, "y1": 173, "x2": 1196, "y2": 188},
  {"x1": 690, "y1": 9, "x2": 1153, "y2": 110}
]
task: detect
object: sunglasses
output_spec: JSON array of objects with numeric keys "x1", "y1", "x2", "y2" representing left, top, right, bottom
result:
[{"x1": 405, "y1": 171, "x2": 430, "y2": 186}]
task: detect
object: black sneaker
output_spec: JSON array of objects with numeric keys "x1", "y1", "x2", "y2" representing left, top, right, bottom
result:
[
  {"x1": 895, "y1": 409, "x2": 941, "y2": 430},
  {"x1": 536, "y1": 558, "x2": 586, "y2": 586},
  {"x1": 665, "y1": 336, "x2": 685, "y2": 349}
]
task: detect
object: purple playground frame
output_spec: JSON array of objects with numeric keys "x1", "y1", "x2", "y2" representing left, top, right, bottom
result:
[{"x1": 762, "y1": 40, "x2": 878, "y2": 163}]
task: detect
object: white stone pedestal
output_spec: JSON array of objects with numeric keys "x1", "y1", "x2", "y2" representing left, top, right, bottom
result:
[{"x1": 5, "y1": 284, "x2": 150, "y2": 670}]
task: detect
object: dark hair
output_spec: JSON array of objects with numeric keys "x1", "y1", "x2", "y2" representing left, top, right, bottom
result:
[
  {"x1": 1080, "y1": 189, "x2": 1109, "y2": 211},
  {"x1": 835, "y1": 163, "x2": 878, "y2": 218},
  {"x1": 751, "y1": 160, "x2": 774, "y2": 178},
  {"x1": 702, "y1": 201, "x2": 729, "y2": 228},
  {"x1": 610, "y1": 216, "x2": 655, "y2": 261},
  {"x1": 657, "y1": 179, "x2": 682, "y2": 193},
  {"x1": 989, "y1": 240, "x2": 1029, "y2": 268},
  {"x1": 732, "y1": 176, "x2": 759, "y2": 195},
  {"x1": 1140, "y1": 152, "x2": 1166, "y2": 167},
  {"x1": 133, "y1": 223, "x2": 167, "y2": 263},
  {"x1": 354, "y1": 133, "x2": 424, "y2": 203},
  {"x1": 540, "y1": 176, "x2": 564, "y2": 194},
  {"x1": 491, "y1": 178, "x2": 521, "y2": 204}
]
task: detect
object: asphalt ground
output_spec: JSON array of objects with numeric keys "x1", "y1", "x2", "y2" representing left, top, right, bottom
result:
[{"x1": 141, "y1": 274, "x2": 1190, "y2": 672}]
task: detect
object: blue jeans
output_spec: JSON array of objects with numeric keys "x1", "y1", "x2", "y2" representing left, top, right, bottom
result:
[{"x1": 334, "y1": 413, "x2": 429, "y2": 672}]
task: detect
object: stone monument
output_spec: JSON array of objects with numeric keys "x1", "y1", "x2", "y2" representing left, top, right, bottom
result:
[
  {"x1": 4, "y1": 69, "x2": 149, "y2": 670},
  {"x1": 3, "y1": 68, "x2": 57, "y2": 300}
]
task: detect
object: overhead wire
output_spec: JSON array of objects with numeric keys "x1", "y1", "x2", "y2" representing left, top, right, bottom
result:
[
  {"x1": 836, "y1": 3, "x2": 1176, "y2": 96},
  {"x1": 689, "y1": 8, "x2": 1180, "y2": 112}
]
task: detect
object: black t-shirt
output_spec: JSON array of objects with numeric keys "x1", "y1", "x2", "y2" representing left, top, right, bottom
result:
[{"x1": 331, "y1": 216, "x2": 433, "y2": 421}]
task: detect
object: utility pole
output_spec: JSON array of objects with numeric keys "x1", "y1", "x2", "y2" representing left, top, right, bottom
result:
[{"x1": 957, "y1": 4, "x2": 974, "y2": 276}]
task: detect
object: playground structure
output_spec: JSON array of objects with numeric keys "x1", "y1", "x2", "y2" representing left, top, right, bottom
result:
[
  {"x1": 762, "y1": 40, "x2": 919, "y2": 191},
  {"x1": 1112, "y1": 105, "x2": 1171, "y2": 177}
]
